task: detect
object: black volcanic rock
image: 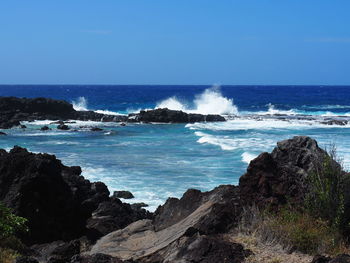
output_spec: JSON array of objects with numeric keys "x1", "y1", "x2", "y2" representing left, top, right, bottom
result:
[
  {"x1": 40, "y1": 126, "x2": 51, "y2": 131},
  {"x1": 86, "y1": 197, "x2": 152, "y2": 240},
  {"x1": 113, "y1": 191, "x2": 134, "y2": 199},
  {"x1": 0, "y1": 147, "x2": 150, "y2": 244},
  {"x1": 0, "y1": 97, "x2": 225, "y2": 128},
  {"x1": 130, "y1": 108, "x2": 226, "y2": 123},
  {"x1": 239, "y1": 136, "x2": 329, "y2": 207},
  {"x1": 57, "y1": 124, "x2": 70, "y2": 130},
  {"x1": 0, "y1": 131, "x2": 6, "y2": 135}
]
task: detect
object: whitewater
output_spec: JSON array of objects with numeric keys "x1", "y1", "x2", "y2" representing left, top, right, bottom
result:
[{"x1": 1, "y1": 85, "x2": 350, "y2": 211}]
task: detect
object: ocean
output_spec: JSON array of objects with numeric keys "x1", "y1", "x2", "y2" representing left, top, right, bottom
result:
[{"x1": 1, "y1": 85, "x2": 350, "y2": 211}]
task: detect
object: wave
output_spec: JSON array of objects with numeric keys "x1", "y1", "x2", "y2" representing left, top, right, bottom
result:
[
  {"x1": 241, "y1": 152, "x2": 257, "y2": 164},
  {"x1": 72, "y1": 97, "x2": 122, "y2": 115},
  {"x1": 72, "y1": 97, "x2": 89, "y2": 111},
  {"x1": 156, "y1": 86, "x2": 239, "y2": 115}
]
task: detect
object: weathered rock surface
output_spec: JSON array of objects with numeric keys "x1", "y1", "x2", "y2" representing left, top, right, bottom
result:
[
  {"x1": 239, "y1": 136, "x2": 328, "y2": 207},
  {"x1": 88, "y1": 185, "x2": 241, "y2": 261},
  {"x1": 0, "y1": 147, "x2": 150, "y2": 244}
]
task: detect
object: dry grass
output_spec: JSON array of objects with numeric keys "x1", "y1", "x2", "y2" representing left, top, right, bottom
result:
[
  {"x1": 231, "y1": 233, "x2": 312, "y2": 263},
  {"x1": 0, "y1": 247, "x2": 18, "y2": 263},
  {"x1": 233, "y1": 205, "x2": 350, "y2": 262}
]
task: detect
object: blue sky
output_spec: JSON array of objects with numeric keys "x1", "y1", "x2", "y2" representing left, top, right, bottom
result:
[{"x1": 0, "y1": 1, "x2": 349, "y2": 85}]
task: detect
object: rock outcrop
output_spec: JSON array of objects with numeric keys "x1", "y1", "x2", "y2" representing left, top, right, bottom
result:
[
  {"x1": 3, "y1": 135, "x2": 349, "y2": 262},
  {"x1": 129, "y1": 108, "x2": 226, "y2": 123},
  {"x1": 88, "y1": 185, "x2": 242, "y2": 262},
  {"x1": 0, "y1": 97, "x2": 226, "y2": 129},
  {"x1": 239, "y1": 136, "x2": 328, "y2": 207},
  {"x1": 0, "y1": 146, "x2": 150, "y2": 245}
]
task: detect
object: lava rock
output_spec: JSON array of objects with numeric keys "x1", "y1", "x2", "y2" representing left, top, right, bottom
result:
[
  {"x1": 0, "y1": 146, "x2": 148, "y2": 244},
  {"x1": 86, "y1": 198, "x2": 152, "y2": 240},
  {"x1": 40, "y1": 126, "x2": 51, "y2": 131},
  {"x1": 239, "y1": 136, "x2": 329, "y2": 207},
  {"x1": 131, "y1": 108, "x2": 226, "y2": 123},
  {"x1": 113, "y1": 191, "x2": 134, "y2": 199},
  {"x1": 57, "y1": 124, "x2": 70, "y2": 130},
  {"x1": 90, "y1": 127, "x2": 103, "y2": 132}
]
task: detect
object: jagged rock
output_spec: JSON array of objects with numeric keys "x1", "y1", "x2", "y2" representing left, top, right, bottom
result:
[
  {"x1": 86, "y1": 198, "x2": 152, "y2": 240},
  {"x1": 239, "y1": 136, "x2": 328, "y2": 207},
  {"x1": 113, "y1": 191, "x2": 134, "y2": 199},
  {"x1": 131, "y1": 203, "x2": 149, "y2": 209},
  {"x1": 142, "y1": 234, "x2": 251, "y2": 263},
  {"x1": 0, "y1": 147, "x2": 149, "y2": 244},
  {"x1": 153, "y1": 186, "x2": 240, "y2": 233},
  {"x1": 57, "y1": 124, "x2": 70, "y2": 130},
  {"x1": 321, "y1": 120, "x2": 348, "y2": 126},
  {"x1": 0, "y1": 97, "x2": 225, "y2": 128},
  {"x1": 88, "y1": 185, "x2": 241, "y2": 261}
]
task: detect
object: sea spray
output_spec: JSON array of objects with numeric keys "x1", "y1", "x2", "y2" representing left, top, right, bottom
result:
[
  {"x1": 155, "y1": 86, "x2": 239, "y2": 115},
  {"x1": 72, "y1": 97, "x2": 88, "y2": 111}
]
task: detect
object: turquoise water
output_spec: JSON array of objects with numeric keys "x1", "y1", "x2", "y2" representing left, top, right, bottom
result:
[{"x1": 1, "y1": 85, "x2": 350, "y2": 210}]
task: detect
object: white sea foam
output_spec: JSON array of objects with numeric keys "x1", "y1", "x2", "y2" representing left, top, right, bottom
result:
[
  {"x1": 187, "y1": 117, "x2": 350, "y2": 132},
  {"x1": 241, "y1": 152, "x2": 257, "y2": 164},
  {"x1": 72, "y1": 97, "x2": 121, "y2": 115},
  {"x1": 72, "y1": 97, "x2": 89, "y2": 111},
  {"x1": 155, "y1": 86, "x2": 239, "y2": 115},
  {"x1": 194, "y1": 131, "x2": 275, "y2": 151}
]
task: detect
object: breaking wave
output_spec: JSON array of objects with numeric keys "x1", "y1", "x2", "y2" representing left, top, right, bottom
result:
[
  {"x1": 156, "y1": 86, "x2": 239, "y2": 115},
  {"x1": 72, "y1": 97, "x2": 121, "y2": 115}
]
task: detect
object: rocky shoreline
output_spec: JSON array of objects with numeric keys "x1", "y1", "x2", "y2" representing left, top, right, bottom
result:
[
  {"x1": 0, "y1": 97, "x2": 225, "y2": 129},
  {"x1": 1, "y1": 136, "x2": 349, "y2": 262}
]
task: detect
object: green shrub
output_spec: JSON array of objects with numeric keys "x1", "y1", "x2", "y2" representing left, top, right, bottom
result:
[
  {"x1": 0, "y1": 202, "x2": 27, "y2": 240},
  {"x1": 0, "y1": 202, "x2": 28, "y2": 263},
  {"x1": 305, "y1": 145, "x2": 348, "y2": 231}
]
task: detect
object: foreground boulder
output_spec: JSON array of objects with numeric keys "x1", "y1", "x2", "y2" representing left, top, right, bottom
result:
[
  {"x1": 88, "y1": 185, "x2": 242, "y2": 262},
  {"x1": 239, "y1": 136, "x2": 328, "y2": 207},
  {"x1": 0, "y1": 147, "x2": 150, "y2": 244}
]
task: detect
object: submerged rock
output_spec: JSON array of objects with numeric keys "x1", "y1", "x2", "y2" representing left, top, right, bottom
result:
[
  {"x1": 57, "y1": 124, "x2": 70, "y2": 130},
  {"x1": 90, "y1": 127, "x2": 103, "y2": 132},
  {"x1": 0, "y1": 131, "x2": 6, "y2": 135},
  {"x1": 40, "y1": 126, "x2": 51, "y2": 131}
]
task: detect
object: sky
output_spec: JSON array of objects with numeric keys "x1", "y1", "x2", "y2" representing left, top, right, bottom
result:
[{"x1": 0, "y1": 1, "x2": 350, "y2": 85}]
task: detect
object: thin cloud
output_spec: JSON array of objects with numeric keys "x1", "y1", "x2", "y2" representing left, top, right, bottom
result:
[
  {"x1": 82, "y1": 30, "x2": 112, "y2": 35},
  {"x1": 305, "y1": 37, "x2": 350, "y2": 43}
]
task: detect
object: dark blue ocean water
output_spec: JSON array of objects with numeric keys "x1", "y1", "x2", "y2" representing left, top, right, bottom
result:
[
  {"x1": 1, "y1": 85, "x2": 350, "y2": 114},
  {"x1": 1, "y1": 85, "x2": 350, "y2": 210}
]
